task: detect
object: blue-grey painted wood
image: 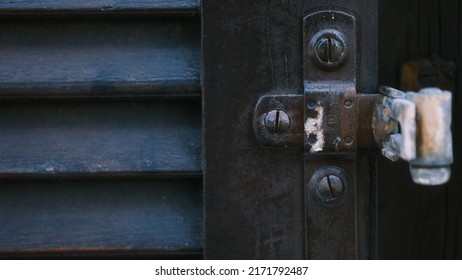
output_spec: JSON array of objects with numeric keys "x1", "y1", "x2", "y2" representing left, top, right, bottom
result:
[
  {"x1": 0, "y1": 179, "x2": 203, "y2": 254},
  {"x1": 0, "y1": 101, "x2": 201, "y2": 177},
  {"x1": 0, "y1": 17, "x2": 201, "y2": 99},
  {"x1": 0, "y1": 0, "x2": 204, "y2": 259},
  {"x1": 0, "y1": 0, "x2": 200, "y2": 15}
]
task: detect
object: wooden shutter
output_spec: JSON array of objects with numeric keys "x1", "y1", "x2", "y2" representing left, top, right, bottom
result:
[{"x1": 0, "y1": 0, "x2": 203, "y2": 258}]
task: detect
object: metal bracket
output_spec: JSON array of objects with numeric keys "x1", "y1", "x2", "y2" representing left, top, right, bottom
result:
[
  {"x1": 253, "y1": 87, "x2": 454, "y2": 186},
  {"x1": 252, "y1": 11, "x2": 453, "y2": 187},
  {"x1": 373, "y1": 87, "x2": 417, "y2": 161},
  {"x1": 253, "y1": 94, "x2": 303, "y2": 148},
  {"x1": 303, "y1": 10, "x2": 357, "y2": 154},
  {"x1": 253, "y1": 10, "x2": 357, "y2": 154},
  {"x1": 304, "y1": 81, "x2": 356, "y2": 153},
  {"x1": 373, "y1": 86, "x2": 453, "y2": 185},
  {"x1": 302, "y1": 9, "x2": 358, "y2": 259}
]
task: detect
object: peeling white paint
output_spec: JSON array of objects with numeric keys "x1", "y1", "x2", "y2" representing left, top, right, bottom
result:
[{"x1": 305, "y1": 106, "x2": 325, "y2": 152}]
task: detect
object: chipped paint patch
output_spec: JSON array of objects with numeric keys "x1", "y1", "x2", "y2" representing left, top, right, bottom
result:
[{"x1": 305, "y1": 106, "x2": 324, "y2": 152}]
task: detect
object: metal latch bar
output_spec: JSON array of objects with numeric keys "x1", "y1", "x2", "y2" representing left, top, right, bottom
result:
[
  {"x1": 252, "y1": 10, "x2": 453, "y2": 186},
  {"x1": 373, "y1": 86, "x2": 453, "y2": 185}
]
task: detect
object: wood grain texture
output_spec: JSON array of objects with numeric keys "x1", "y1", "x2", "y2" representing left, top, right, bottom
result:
[
  {"x1": 378, "y1": 0, "x2": 461, "y2": 259},
  {"x1": 0, "y1": 17, "x2": 201, "y2": 99},
  {"x1": 203, "y1": 0, "x2": 305, "y2": 259},
  {"x1": 0, "y1": 0, "x2": 200, "y2": 15},
  {"x1": 0, "y1": 101, "x2": 201, "y2": 177},
  {"x1": 0, "y1": 178, "x2": 203, "y2": 254},
  {"x1": 203, "y1": 0, "x2": 377, "y2": 259},
  {"x1": 0, "y1": 0, "x2": 203, "y2": 259}
]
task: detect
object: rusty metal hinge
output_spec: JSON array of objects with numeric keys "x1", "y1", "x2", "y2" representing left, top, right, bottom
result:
[
  {"x1": 253, "y1": 87, "x2": 453, "y2": 186},
  {"x1": 253, "y1": 10, "x2": 453, "y2": 186},
  {"x1": 373, "y1": 86, "x2": 453, "y2": 185}
]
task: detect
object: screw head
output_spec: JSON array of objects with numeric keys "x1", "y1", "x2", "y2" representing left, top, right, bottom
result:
[
  {"x1": 318, "y1": 175, "x2": 345, "y2": 202},
  {"x1": 316, "y1": 38, "x2": 345, "y2": 64},
  {"x1": 264, "y1": 110, "x2": 290, "y2": 134},
  {"x1": 308, "y1": 167, "x2": 352, "y2": 207},
  {"x1": 309, "y1": 29, "x2": 349, "y2": 71}
]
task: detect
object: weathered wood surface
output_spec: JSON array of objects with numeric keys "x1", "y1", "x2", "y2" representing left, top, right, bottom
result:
[
  {"x1": 203, "y1": 0, "x2": 377, "y2": 259},
  {"x1": 0, "y1": 17, "x2": 200, "y2": 99},
  {"x1": 0, "y1": 0, "x2": 200, "y2": 15},
  {"x1": 378, "y1": 0, "x2": 461, "y2": 259},
  {"x1": 0, "y1": 179, "x2": 203, "y2": 255},
  {"x1": 0, "y1": 0, "x2": 203, "y2": 259},
  {"x1": 0, "y1": 101, "x2": 201, "y2": 177}
]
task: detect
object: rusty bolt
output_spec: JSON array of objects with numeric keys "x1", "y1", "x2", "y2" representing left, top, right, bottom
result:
[
  {"x1": 318, "y1": 175, "x2": 345, "y2": 202},
  {"x1": 265, "y1": 110, "x2": 290, "y2": 134},
  {"x1": 309, "y1": 29, "x2": 348, "y2": 71}
]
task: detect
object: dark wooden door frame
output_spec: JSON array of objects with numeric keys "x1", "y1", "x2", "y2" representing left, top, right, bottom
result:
[{"x1": 203, "y1": 0, "x2": 377, "y2": 259}]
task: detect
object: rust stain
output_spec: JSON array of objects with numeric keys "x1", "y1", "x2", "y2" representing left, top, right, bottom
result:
[{"x1": 413, "y1": 93, "x2": 450, "y2": 157}]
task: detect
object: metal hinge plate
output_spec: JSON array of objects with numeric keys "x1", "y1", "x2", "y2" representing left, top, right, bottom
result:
[{"x1": 253, "y1": 11, "x2": 453, "y2": 186}]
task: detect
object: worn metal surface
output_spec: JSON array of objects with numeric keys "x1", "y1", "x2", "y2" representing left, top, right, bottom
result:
[
  {"x1": 264, "y1": 110, "x2": 290, "y2": 134},
  {"x1": 303, "y1": 11, "x2": 357, "y2": 153},
  {"x1": 374, "y1": 86, "x2": 453, "y2": 185},
  {"x1": 318, "y1": 176, "x2": 344, "y2": 200},
  {"x1": 253, "y1": 95, "x2": 304, "y2": 147},
  {"x1": 374, "y1": 88, "x2": 417, "y2": 162},
  {"x1": 304, "y1": 82, "x2": 357, "y2": 153},
  {"x1": 255, "y1": 92, "x2": 378, "y2": 150},
  {"x1": 308, "y1": 167, "x2": 352, "y2": 208},
  {"x1": 408, "y1": 88, "x2": 453, "y2": 185},
  {"x1": 303, "y1": 9, "x2": 359, "y2": 259},
  {"x1": 308, "y1": 29, "x2": 349, "y2": 71},
  {"x1": 357, "y1": 94, "x2": 381, "y2": 148}
]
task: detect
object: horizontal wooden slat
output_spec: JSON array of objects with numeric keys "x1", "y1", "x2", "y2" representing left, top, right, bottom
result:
[
  {"x1": 0, "y1": 82, "x2": 201, "y2": 100},
  {"x1": 0, "y1": 100, "x2": 201, "y2": 177},
  {"x1": 0, "y1": 179, "x2": 203, "y2": 254},
  {"x1": 0, "y1": 0, "x2": 200, "y2": 15},
  {"x1": 1, "y1": 250, "x2": 203, "y2": 259},
  {"x1": 0, "y1": 17, "x2": 201, "y2": 99}
]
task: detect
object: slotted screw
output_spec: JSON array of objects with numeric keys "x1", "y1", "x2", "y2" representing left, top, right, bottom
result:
[
  {"x1": 309, "y1": 29, "x2": 348, "y2": 71},
  {"x1": 264, "y1": 110, "x2": 290, "y2": 134},
  {"x1": 318, "y1": 175, "x2": 344, "y2": 201},
  {"x1": 316, "y1": 37, "x2": 345, "y2": 64}
]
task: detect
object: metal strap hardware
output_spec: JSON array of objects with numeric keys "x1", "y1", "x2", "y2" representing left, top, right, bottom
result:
[
  {"x1": 253, "y1": 11, "x2": 452, "y2": 192},
  {"x1": 373, "y1": 86, "x2": 453, "y2": 185}
]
